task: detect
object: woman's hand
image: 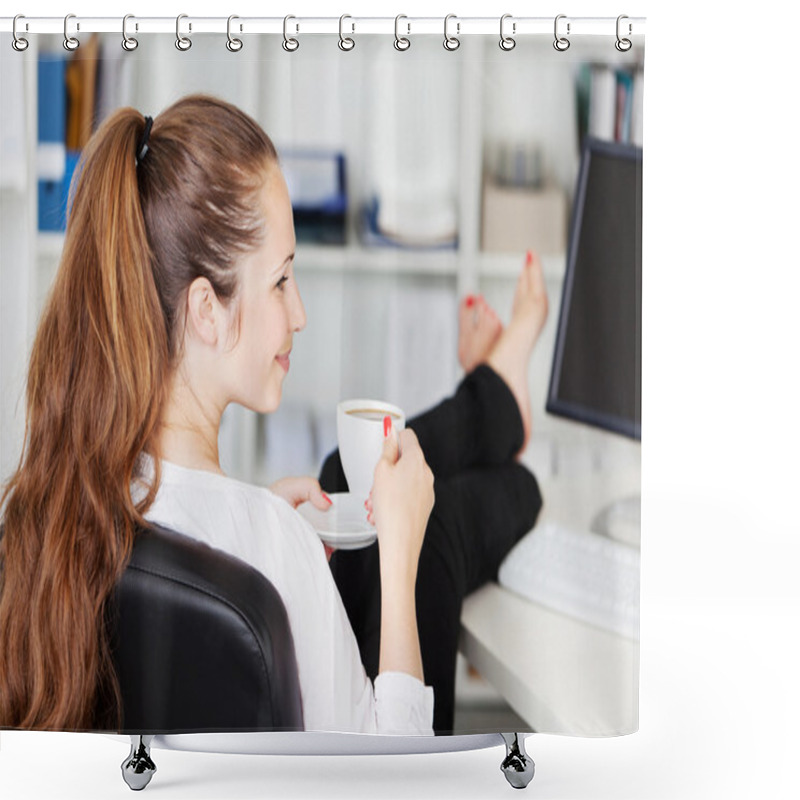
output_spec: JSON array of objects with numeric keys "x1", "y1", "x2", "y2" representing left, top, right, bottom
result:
[
  {"x1": 270, "y1": 475, "x2": 331, "y2": 510},
  {"x1": 269, "y1": 477, "x2": 336, "y2": 561},
  {"x1": 370, "y1": 419, "x2": 434, "y2": 568}
]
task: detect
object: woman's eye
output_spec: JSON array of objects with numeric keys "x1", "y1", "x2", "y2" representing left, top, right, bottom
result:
[{"x1": 276, "y1": 275, "x2": 289, "y2": 290}]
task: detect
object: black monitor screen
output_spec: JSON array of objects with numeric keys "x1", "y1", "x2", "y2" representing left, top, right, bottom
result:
[{"x1": 546, "y1": 137, "x2": 642, "y2": 440}]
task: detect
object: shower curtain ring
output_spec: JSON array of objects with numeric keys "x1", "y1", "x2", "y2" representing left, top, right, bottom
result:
[
  {"x1": 443, "y1": 14, "x2": 460, "y2": 51},
  {"x1": 12, "y1": 15, "x2": 29, "y2": 52},
  {"x1": 553, "y1": 14, "x2": 570, "y2": 51},
  {"x1": 175, "y1": 14, "x2": 192, "y2": 51},
  {"x1": 338, "y1": 14, "x2": 355, "y2": 51},
  {"x1": 283, "y1": 15, "x2": 299, "y2": 52},
  {"x1": 394, "y1": 15, "x2": 410, "y2": 51},
  {"x1": 615, "y1": 15, "x2": 632, "y2": 52},
  {"x1": 122, "y1": 14, "x2": 139, "y2": 51},
  {"x1": 63, "y1": 13, "x2": 80, "y2": 51},
  {"x1": 227, "y1": 15, "x2": 243, "y2": 52},
  {"x1": 499, "y1": 14, "x2": 516, "y2": 51}
]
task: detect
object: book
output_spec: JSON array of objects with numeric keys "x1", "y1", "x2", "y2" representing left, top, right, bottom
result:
[
  {"x1": 37, "y1": 52, "x2": 67, "y2": 231},
  {"x1": 615, "y1": 70, "x2": 634, "y2": 143},
  {"x1": 631, "y1": 70, "x2": 644, "y2": 147},
  {"x1": 281, "y1": 149, "x2": 347, "y2": 245}
]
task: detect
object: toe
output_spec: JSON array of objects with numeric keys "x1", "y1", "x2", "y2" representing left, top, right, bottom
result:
[
  {"x1": 459, "y1": 295, "x2": 474, "y2": 327},
  {"x1": 529, "y1": 252, "x2": 545, "y2": 289}
]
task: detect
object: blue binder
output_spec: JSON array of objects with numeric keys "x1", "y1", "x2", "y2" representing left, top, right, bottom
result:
[{"x1": 37, "y1": 53, "x2": 75, "y2": 231}]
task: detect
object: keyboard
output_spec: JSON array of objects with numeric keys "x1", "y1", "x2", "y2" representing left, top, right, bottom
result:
[{"x1": 497, "y1": 521, "x2": 640, "y2": 640}]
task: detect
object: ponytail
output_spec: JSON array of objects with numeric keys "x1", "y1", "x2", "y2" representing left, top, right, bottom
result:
[{"x1": 0, "y1": 109, "x2": 169, "y2": 729}]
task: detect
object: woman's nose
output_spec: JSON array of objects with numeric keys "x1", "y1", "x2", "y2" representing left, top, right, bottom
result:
[{"x1": 291, "y1": 282, "x2": 307, "y2": 332}]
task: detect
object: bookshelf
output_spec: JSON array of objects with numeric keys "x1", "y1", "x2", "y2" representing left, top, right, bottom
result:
[{"x1": 14, "y1": 31, "x2": 643, "y2": 487}]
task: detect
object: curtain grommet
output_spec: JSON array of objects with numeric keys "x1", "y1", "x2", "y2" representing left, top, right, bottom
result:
[
  {"x1": 122, "y1": 14, "x2": 138, "y2": 52},
  {"x1": 338, "y1": 14, "x2": 355, "y2": 51},
  {"x1": 615, "y1": 15, "x2": 633, "y2": 52},
  {"x1": 394, "y1": 14, "x2": 411, "y2": 51},
  {"x1": 554, "y1": 14, "x2": 570, "y2": 51},
  {"x1": 500, "y1": 14, "x2": 516, "y2": 51},
  {"x1": 444, "y1": 14, "x2": 460, "y2": 51},
  {"x1": 175, "y1": 14, "x2": 192, "y2": 51},
  {"x1": 63, "y1": 13, "x2": 80, "y2": 51},
  {"x1": 227, "y1": 15, "x2": 243, "y2": 52},
  {"x1": 283, "y1": 15, "x2": 299, "y2": 52},
  {"x1": 12, "y1": 14, "x2": 29, "y2": 52}
]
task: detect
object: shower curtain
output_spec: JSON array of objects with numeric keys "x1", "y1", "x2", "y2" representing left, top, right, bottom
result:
[{"x1": 0, "y1": 14, "x2": 643, "y2": 767}]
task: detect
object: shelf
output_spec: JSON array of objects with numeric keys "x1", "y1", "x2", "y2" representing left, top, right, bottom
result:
[
  {"x1": 294, "y1": 245, "x2": 566, "y2": 281},
  {"x1": 32, "y1": 234, "x2": 462, "y2": 277},
  {"x1": 35, "y1": 232, "x2": 566, "y2": 285},
  {"x1": 477, "y1": 252, "x2": 566, "y2": 281},
  {"x1": 295, "y1": 244, "x2": 460, "y2": 276}
]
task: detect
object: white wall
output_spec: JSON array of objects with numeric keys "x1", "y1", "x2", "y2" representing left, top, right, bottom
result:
[{"x1": 0, "y1": 42, "x2": 35, "y2": 487}]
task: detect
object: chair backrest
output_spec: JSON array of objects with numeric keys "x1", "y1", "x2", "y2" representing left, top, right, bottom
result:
[{"x1": 110, "y1": 523, "x2": 304, "y2": 733}]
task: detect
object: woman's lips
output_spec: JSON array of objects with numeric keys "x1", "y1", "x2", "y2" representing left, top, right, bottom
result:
[{"x1": 276, "y1": 351, "x2": 291, "y2": 372}]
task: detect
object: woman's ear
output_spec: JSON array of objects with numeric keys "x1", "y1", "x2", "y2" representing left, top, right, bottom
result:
[{"x1": 185, "y1": 277, "x2": 221, "y2": 347}]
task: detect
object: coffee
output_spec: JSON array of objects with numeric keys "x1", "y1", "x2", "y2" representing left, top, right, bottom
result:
[{"x1": 346, "y1": 409, "x2": 402, "y2": 422}]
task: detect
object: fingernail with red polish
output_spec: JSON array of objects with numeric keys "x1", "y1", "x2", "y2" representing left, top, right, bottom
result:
[
  {"x1": 322, "y1": 492, "x2": 333, "y2": 505},
  {"x1": 526, "y1": 250, "x2": 533, "y2": 265},
  {"x1": 465, "y1": 295, "x2": 475, "y2": 308},
  {"x1": 383, "y1": 415, "x2": 392, "y2": 438}
]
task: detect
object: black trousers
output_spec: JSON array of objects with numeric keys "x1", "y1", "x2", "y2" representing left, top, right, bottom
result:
[{"x1": 319, "y1": 364, "x2": 542, "y2": 734}]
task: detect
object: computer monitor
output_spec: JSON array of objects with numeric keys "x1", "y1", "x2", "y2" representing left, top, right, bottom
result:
[{"x1": 546, "y1": 136, "x2": 643, "y2": 440}]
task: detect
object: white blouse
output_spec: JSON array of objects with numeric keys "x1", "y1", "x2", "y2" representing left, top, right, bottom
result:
[{"x1": 139, "y1": 457, "x2": 434, "y2": 736}]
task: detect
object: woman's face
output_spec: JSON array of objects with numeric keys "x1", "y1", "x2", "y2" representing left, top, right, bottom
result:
[{"x1": 224, "y1": 163, "x2": 306, "y2": 414}]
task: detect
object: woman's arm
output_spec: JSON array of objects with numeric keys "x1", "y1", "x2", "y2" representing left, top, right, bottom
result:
[
  {"x1": 370, "y1": 421, "x2": 434, "y2": 682},
  {"x1": 377, "y1": 541, "x2": 424, "y2": 680}
]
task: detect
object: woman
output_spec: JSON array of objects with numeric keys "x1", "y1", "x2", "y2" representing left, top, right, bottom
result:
[{"x1": 0, "y1": 93, "x2": 544, "y2": 735}]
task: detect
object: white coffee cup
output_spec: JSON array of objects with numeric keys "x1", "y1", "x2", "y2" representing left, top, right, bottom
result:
[{"x1": 337, "y1": 399, "x2": 406, "y2": 502}]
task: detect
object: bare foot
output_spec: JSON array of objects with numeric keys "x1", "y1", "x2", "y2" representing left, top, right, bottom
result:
[
  {"x1": 458, "y1": 294, "x2": 503, "y2": 373},
  {"x1": 487, "y1": 251, "x2": 549, "y2": 452}
]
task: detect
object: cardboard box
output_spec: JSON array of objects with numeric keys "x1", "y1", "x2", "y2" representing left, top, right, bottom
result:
[{"x1": 481, "y1": 180, "x2": 567, "y2": 255}]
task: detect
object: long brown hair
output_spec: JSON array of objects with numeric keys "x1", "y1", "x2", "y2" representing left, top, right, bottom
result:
[{"x1": 0, "y1": 94, "x2": 278, "y2": 730}]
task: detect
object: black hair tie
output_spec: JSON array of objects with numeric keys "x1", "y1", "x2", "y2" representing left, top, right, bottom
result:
[{"x1": 135, "y1": 116, "x2": 154, "y2": 166}]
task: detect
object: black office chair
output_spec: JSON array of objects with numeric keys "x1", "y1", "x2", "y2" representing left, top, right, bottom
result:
[
  {"x1": 110, "y1": 522, "x2": 304, "y2": 789},
  {"x1": 1, "y1": 523, "x2": 534, "y2": 791}
]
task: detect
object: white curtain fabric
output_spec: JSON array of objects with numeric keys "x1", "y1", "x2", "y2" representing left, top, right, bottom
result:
[{"x1": 0, "y1": 29, "x2": 642, "y2": 738}]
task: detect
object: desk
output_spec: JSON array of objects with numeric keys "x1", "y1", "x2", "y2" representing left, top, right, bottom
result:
[
  {"x1": 456, "y1": 444, "x2": 640, "y2": 734},
  {"x1": 459, "y1": 583, "x2": 639, "y2": 736}
]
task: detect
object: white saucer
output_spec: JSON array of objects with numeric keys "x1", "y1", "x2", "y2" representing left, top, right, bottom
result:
[{"x1": 297, "y1": 492, "x2": 377, "y2": 550}]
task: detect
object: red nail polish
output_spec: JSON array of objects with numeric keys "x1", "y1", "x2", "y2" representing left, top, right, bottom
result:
[
  {"x1": 383, "y1": 415, "x2": 392, "y2": 438},
  {"x1": 465, "y1": 295, "x2": 475, "y2": 308},
  {"x1": 526, "y1": 250, "x2": 533, "y2": 265},
  {"x1": 322, "y1": 492, "x2": 332, "y2": 505}
]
